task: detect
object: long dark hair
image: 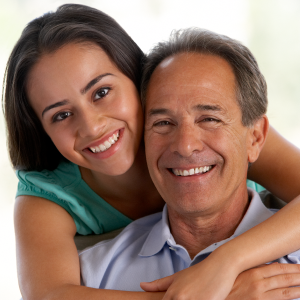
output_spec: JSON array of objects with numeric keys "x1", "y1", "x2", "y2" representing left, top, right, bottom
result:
[{"x1": 2, "y1": 4, "x2": 145, "y2": 171}]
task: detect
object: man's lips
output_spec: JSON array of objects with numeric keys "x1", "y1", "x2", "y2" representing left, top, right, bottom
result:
[{"x1": 168, "y1": 165, "x2": 215, "y2": 176}]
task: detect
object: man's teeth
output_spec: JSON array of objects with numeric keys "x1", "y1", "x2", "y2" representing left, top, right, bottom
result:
[
  {"x1": 89, "y1": 132, "x2": 119, "y2": 153},
  {"x1": 173, "y1": 166, "x2": 212, "y2": 176}
]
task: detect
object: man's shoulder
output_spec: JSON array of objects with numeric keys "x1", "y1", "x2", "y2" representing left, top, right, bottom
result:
[
  {"x1": 80, "y1": 211, "x2": 162, "y2": 251},
  {"x1": 79, "y1": 211, "x2": 163, "y2": 288}
]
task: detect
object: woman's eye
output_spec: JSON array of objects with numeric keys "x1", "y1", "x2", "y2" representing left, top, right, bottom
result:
[
  {"x1": 52, "y1": 111, "x2": 72, "y2": 122},
  {"x1": 94, "y1": 87, "x2": 110, "y2": 100}
]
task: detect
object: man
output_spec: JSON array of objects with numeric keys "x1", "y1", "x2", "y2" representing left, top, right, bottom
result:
[{"x1": 80, "y1": 29, "x2": 300, "y2": 299}]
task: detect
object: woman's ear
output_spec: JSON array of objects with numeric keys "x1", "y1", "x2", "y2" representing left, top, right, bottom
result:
[{"x1": 247, "y1": 115, "x2": 269, "y2": 163}]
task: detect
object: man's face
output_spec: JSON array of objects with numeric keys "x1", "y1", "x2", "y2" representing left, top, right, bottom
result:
[{"x1": 145, "y1": 53, "x2": 261, "y2": 217}]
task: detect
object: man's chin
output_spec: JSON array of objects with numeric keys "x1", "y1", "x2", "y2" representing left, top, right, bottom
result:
[{"x1": 164, "y1": 190, "x2": 221, "y2": 213}]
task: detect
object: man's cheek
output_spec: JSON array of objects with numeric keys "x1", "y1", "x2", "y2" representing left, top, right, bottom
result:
[
  {"x1": 145, "y1": 132, "x2": 165, "y2": 152},
  {"x1": 145, "y1": 133, "x2": 161, "y2": 167}
]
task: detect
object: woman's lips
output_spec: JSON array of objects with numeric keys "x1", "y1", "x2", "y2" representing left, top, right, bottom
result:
[
  {"x1": 89, "y1": 131, "x2": 120, "y2": 153},
  {"x1": 83, "y1": 128, "x2": 124, "y2": 159},
  {"x1": 84, "y1": 128, "x2": 123, "y2": 152}
]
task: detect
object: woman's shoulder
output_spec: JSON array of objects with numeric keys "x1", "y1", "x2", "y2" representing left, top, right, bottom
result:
[
  {"x1": 16, "y1": 160, "x2": 82, "y2": 209},
  {"x1": 16, "y1": 160, "x2": 80, "y2": 189},
  {"x1": 16, "y1": 160, "x2": 132, "y2": 235}
]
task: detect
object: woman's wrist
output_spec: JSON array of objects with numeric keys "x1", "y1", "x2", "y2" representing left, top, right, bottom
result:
[{"x1": 207, "y1": 243, "x2": 247, "y2": 276}]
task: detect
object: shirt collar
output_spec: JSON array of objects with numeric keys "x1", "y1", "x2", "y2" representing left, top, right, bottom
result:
[
  {"x1": 139, "y1": 205, "x2": 172, "y2": 257},
  {"x1": 139, "y1": 188, "x2": 275, "y2": 257}
]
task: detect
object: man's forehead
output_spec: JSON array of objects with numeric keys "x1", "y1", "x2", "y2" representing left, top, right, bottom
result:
[
  {"x1": 151, "y1": 52, "x2": 234, "y2": 79},
  {"x1": 146, "y1": 52, "x2": 237, "y2": 114}
]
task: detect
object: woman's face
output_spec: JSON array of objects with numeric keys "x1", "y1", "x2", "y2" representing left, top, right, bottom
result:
[{"x1": 26, "y1": 43, "x2": 143, "y2": 176}]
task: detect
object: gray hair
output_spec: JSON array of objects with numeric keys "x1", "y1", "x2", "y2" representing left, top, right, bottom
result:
[{"x1": 141, "y1": 28, "x2": 267, "y2": 126}]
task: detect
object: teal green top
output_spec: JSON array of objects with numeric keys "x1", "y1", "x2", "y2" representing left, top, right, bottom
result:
[
  {"x1": 246, "y1": 180, "x2": 266, "y2": 193},
  {"x1": 16, "y1": 160, "x2": 264, "y2": 235},
  {"x1": 16, "y1": 160, "x2": 132, "y2": 235}
]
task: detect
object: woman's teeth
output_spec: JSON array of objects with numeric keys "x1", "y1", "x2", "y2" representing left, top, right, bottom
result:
[
  {"x1": 89, "y1": 132, "x2": 119, "y2": 153},
  {"x1": 172, "y1": 166, "x2": 212, "y2": 176}
]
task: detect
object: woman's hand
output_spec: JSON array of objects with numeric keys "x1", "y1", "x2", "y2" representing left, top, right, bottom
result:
[
  {"x1": 227, "y1": 263, "x2": 300, "y2": 300},
  {"x1": 141, "y1": 252, "x2": 238, "y2": 300},
  {"x1": 141, "y1": 262, "x2": 300, "y2": 300}
]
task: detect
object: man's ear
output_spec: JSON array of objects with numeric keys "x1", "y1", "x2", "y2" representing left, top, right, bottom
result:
[{"x1": 247, "y1": 115, "x2": 269, "y2": 163}]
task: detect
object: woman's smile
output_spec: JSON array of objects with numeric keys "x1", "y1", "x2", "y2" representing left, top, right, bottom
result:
[
  {"x1": 26, "y1": 42, "x2": 143, "y2": 175},
  {"x1": 82, "y1": 128, "x2": 125, "y2": 160},
  {"x1": 87, "y1": 129, "x2": 120, "y2": 154}
]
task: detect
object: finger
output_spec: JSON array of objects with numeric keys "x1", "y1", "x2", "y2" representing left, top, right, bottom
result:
[
  {"x1": 264, "y1": 273, "x2": 300, "y2": 290},
  {"x1": 140, "y1": 275, "x2": 175, "y2": 292},
  {"x1": 265, "y1": 286, "x2": 300, "y2": 300},
  {"x1": 259, "y1": 263, "x2": 300, "y2": 278}
]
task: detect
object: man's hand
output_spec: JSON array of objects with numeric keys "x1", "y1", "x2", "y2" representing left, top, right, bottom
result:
[{"x1": 227, "y1": 263, "x2": 300, "y2": 300}]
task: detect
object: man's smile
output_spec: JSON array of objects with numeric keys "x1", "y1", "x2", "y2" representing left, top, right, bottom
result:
[{"x1": 171, "y1": 165, "x2": 214, "y2": 176}]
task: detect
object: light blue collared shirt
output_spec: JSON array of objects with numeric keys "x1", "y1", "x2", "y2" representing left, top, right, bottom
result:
[{"x1": 79, "y1": 188, "x2": 300, "y2": 294}]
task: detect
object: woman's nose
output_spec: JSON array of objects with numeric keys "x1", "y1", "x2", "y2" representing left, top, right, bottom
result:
[{"x1": 77, "y1": 108, "x2": 106, "y2": 138}]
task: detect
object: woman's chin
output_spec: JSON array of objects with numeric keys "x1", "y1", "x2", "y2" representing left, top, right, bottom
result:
[{"x1": 89, "y1": 157, "x2": 135, "y2": 177}]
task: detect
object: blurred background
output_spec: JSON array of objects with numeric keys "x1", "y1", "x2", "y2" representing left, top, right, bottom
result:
[{"x1": 0, "y1": 0, "x2": 299, "y2": 298}]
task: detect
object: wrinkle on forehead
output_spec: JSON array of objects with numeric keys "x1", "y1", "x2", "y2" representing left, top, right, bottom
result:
[
  {"x1": 151, "y1": 84, "x2": 234, "y2": 102},
  {"x1": 155, "y1": 52, "x2": 236, "y2": 85},
  {"x1": 147, "y1": 84, "x2": 232, "y2": 117},
  {"x1": 146, "y1": 53, "x2": 239, "y2": 117}
]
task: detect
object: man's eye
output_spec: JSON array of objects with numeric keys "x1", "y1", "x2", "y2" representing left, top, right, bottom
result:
[
  {"x1": 153, "y1": 120, "x2": 171, "y2": 126},
  {"x1": 95, "y1": 87, "x2": 110, "y2": 100},
  {"x1": 151, "y1": 120, "x2": 174, "y2": 134},
  {"x1": 52, "y1": 111, "x2": 72, "y2": 122},
  {"x1": 202, "y1": 117, "x2": 219, "y2": 123}
]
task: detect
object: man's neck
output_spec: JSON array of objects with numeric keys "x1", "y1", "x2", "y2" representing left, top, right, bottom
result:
[{"x1": 168, "y1": 187, "x2": 250, "y2": 259}]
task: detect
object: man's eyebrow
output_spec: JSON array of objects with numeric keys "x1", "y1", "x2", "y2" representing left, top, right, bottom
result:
[
  {"x1": 147, "y1": 105, "x2": 223, "y2": 117},
  {"x1": 80, "y1": 73, "x2": 114, "y2": 95},
  {"x1": 193, "y1": 104, "x2": 223, "y2": 112},
  {"x1": 147, "y1": 108, "x2": 171, "y2": 117},
  {"x1": 42, "y1": 100, "x2": 69, "y2": 118}
]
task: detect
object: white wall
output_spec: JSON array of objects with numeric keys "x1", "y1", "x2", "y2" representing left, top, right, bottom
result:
[{"x1": 0, "y1": 0, "x2": 299, "y2": 298}]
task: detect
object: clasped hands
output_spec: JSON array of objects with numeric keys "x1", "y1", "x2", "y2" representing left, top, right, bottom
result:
[{"x1": 141, "y1": 261, "x2": 300, "y2": 300}]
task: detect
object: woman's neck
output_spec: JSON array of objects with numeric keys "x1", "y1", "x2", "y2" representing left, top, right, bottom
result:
[{"x1": 79, "y1": 145, "x2": 164, "y2": 220}]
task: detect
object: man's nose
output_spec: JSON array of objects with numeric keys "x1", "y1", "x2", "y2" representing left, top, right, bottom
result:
[
  {"x1": 170, "y1": 122, "x2": 204, "y2": 157},
  {"x1": 77, "y1": 109, "x2": 106, "y2": 138}
]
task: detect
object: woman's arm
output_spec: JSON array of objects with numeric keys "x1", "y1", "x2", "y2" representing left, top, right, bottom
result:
[
  {"x1": 15, "y1": 196, "x2": 164, "y2": 300},
  {"x1": 142, "y1": 125, "x2": 300, "y2": 300},
  {"x1": 248, "y1": 125, "x2": 300, "y2": 201}
]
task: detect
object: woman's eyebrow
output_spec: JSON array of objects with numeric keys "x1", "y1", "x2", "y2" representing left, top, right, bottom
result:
[
  {"x1": 80, "y1": 73, "x2": 114, "y2": 95},
  {"x1": 42, "y1": 100, "x2": 69, "y2": 118}
]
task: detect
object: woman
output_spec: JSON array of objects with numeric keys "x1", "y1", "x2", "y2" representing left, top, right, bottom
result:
[{"x1": 3, "y1": 4, "x2": 300, "y2": 300}]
